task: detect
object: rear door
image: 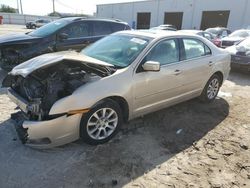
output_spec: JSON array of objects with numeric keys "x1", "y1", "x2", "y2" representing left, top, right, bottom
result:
[
  {"x1": 91, "y1": 21, "x2": 113, "y2": 41},
  {"x1": 177, "y1": 38, "x2": 214, "y2": 94},
  {"x1": 111, "y1": 22, "x2": 130, "y2": 32},
  {"x1": 55, "y1": 21, "x2": 92, "y2": 51}
]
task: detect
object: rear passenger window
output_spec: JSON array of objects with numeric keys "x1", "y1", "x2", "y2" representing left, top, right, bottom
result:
[
  {"x1": 93, "y1": 21, "x2": 112, "y2": 36},
  {"x1": 182, "y1": 38, "x2": 211, "y2": 60},
  {"x1": 204, "y1": 45, "x2": 211, "y2": 55},
  {"x1": 112, "y1": 23, "x2": 126, "y2": 32}
]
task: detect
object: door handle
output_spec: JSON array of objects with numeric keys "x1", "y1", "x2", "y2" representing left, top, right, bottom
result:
[
  {"x1": 174, "y1": 69, "x2": 182, "y2": 75},
  {"x1": 208, "y1": 61, "x2": 214, "y2": 66}
]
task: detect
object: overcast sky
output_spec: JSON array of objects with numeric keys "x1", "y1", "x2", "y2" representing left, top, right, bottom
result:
[{"x1": 0, "y1": 0, "x2": 144, "y2": 15}]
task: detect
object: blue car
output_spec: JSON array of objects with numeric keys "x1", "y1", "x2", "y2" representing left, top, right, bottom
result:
[{"x1": 0, "y1": 17, "x2": 131, "y2": 70}]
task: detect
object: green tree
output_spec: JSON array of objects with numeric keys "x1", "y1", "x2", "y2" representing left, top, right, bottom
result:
[
  {"x1": 48, "y1": 11, "x2": 61, "y2": 17},
  {"x1": 0, "y1": 4, "x2": 16, "y2": 13}
]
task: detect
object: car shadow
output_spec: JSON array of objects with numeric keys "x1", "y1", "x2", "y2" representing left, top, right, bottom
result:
[
  {"x1": 228, "y1": 70, "x2": 250, "y2": 86},
  {"x1": 0, "y1": 97, "x2": 229, "y2": 187}
]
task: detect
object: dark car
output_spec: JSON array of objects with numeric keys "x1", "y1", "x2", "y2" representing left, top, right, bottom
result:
[
  {"x1": 205, "y1": 27, "x2": 232, "y2": 47},
  {"x1": 221, "y1": 29, "x2": 250, "y2": 48},
  {"x1": 0, "y1": 17, "x2": 131, "y2": 70},
  {"x1": 26, "y1": 19, "x2": 51, "y2": 29},
  {"x1": 180, "y1": 30, "x2": 215, "y2": 41},
  {"x1": 226, "y1": 37, "x2": 250, "y2": 72}
]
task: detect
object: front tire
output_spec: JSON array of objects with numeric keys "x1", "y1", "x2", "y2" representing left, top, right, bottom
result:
[
  {"x1": 80, "y1": 99, "x2": 123, "y2": 145},
  {"x1": 200, "y1": 74, "x2": 221, "y2": 102}
]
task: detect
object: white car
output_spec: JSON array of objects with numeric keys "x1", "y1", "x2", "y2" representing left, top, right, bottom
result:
[{"x1": 3, "y1": 30, "x2": 231, "y2": 148}]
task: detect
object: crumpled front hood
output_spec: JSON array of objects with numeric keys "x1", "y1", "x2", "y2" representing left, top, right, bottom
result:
[
  {"x1": 0, "y1": 33, "x2": 40, "y2": 45},
  {"x1": 10, "y1": 51, "x2": 114, "y2": 77}
]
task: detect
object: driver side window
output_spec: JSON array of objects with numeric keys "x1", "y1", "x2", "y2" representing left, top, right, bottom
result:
[
  {"x1": 60, "y1": 22, "x2": 90, "y2": 39},
  {"x1": 145, "y1": 39, "x2": 179, "y2": 66}
]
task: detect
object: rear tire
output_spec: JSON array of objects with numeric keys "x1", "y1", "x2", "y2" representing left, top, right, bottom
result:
[
  {"x1": 80, "y1": 99, "x2": 123, "y2": 145},
  {"x1": 200, "y1": 74, "x2": 221, "y2": 103}
]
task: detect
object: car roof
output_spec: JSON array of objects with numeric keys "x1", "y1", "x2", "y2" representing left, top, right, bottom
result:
[
  {"x1": 206, "y1": 27, "x2": 228, "y2": 31},
  {"x1": 159, "y1": 24, "x2": 175, "y2": 27},
  {"x1": 59, "y1": 17, "x2": 129, "y2": 25},
  {"x1": 180, "y1": 30, "x2": 203, "y2": 34},
  {"x1": 116, "y1": 29, "x2": 200, "y2": 39}
]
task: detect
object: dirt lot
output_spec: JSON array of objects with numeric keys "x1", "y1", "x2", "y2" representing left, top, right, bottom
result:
[{"x1": 0, "y1": 25, "x2": 249, "y2": 188}]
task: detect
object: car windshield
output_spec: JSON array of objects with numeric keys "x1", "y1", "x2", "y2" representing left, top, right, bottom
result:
[
  {"x1": 237, "y1": 37, "x2": 250, "y2": 49},
  {"x1": 229, "y1": 30, "x2": 250, "y2": 38},
  {"x1": 28, "y1": 19, "x2": 69, "y2": 37},
  {"x1": 81, "y1": 34, "x2": 151, "y2": 68}
]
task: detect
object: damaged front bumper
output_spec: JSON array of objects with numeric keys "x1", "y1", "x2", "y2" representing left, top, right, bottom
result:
[
  {"x1": 11, "y1": 111, "x2": 82, "y2": 149},
  {"x1": 12, "y1": 112, "x2": 81, "y2": 149},
  {"x1": 8, "y1": 88, "x2": 83, "y2": 149}
]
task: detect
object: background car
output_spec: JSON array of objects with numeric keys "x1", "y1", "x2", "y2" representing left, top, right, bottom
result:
[
  {"x1": 0, "y1": 17, "x2": 131, "y2": 70},
  {"x1": 26, "y1": 19, "x2": 51, "y2": 29},
  {"x1": 221, "y1": 29, "x2": 250, "y2": 48},
  {"x1": 3, "y1": 30, "x2": 230, "y2": 148},
  {"x1": 226, "y1": 37, "x2": 250, "y2": 72},
  {"x1": 150, "y1": 24, "x2": 177, "y2": 31},
  {"x1": 180, "y1": 30, "x2": 215, "y2": 42},
  {"x1": 205, "y1": 27, "x2": 232, "y2": 47}
]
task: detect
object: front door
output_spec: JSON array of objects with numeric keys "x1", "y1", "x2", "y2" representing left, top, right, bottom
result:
[
  {"x1": 56, "y1": 21, "x2": 92, "y2": 51},
  {"x1": 133, "y1": 38, "x2": 182, "y2": 116}
]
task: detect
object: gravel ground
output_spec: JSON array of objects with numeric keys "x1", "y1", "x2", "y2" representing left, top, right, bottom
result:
[
  {"x1": 0, "y1": 25, "x2": 249, "y2": 188},
  {"x1": 0, "y1": 24, "x2": 31, "y2": 35}
]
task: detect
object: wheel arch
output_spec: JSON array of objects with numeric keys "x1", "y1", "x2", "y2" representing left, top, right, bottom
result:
[
  {"x1": 92, "y1": 96, "x2": 129, "y2": 122},
  {"x1": 213, "y1": 71, "x2": 224, "y2": 86},
  {"x1": 106, "y1": 96, "x2": 129, "y2": 122}
]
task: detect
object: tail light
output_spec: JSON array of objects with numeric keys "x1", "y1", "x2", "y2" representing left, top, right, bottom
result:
[{"x1": 213, "y1": 38, "x2": 222, "y2": 47}]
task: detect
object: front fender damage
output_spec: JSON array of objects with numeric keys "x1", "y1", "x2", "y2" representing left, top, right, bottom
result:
[{"x1": 4, "y1": 55, "x2": 115, "y2": 148}]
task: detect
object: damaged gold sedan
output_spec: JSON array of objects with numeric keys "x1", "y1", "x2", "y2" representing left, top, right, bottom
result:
[{"x1": 3, "y1": 30, "x2": 231, "y2": 148}]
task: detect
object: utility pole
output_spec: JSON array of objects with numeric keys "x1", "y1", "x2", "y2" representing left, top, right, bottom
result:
[
  {"x1": 16, "y1": 0, "x2": 19, "y2": 13},
  {"x1": 20, "y1": 0, "x2": 23, "y2": 14},
  {"x1": 52, "y1": 0, "x2": 55, "y2": 14}
]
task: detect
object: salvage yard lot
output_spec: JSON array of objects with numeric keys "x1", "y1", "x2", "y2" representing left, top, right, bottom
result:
[{"x1": 0, "y1": 24, "x2": 249, "y2": 188}]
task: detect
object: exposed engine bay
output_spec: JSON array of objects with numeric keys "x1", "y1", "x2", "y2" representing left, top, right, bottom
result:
[{"x1": 3, "y1": 60, "x2": 113, "y2": 121}]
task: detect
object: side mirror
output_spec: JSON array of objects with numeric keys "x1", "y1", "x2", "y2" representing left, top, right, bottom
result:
[
  {"x1": 58, "y1": 33, "x2": 68, "y2": 41},
  {"x1": 142, "y1": 61, "x2": 160, "y2": 72}
]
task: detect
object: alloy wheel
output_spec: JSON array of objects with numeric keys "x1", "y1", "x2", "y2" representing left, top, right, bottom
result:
[
  {"x1": 86, "y1": 108, "x2": 118, "y2": 140},
  {"x1": 207, "y1": 78, "x2": 219, "y2": 100}
]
